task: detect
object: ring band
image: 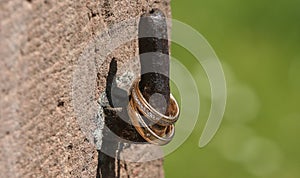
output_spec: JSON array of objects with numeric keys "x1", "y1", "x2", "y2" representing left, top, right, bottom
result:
[
  {"x1": 127, "y1": 98, "x2": 175, "y2": 145},
  {"x1": 131, "y1": 78, "x2": 179, "y2": 126}
]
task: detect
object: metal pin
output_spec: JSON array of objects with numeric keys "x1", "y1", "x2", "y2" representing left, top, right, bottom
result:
[{"x1": 138, "y1": 9, "x2": 170, "y2": 115}]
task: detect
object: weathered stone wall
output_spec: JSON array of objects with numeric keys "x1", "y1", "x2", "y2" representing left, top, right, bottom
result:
[{"x1": 0, "y1": 0, "x2": 170, "y2": 177}]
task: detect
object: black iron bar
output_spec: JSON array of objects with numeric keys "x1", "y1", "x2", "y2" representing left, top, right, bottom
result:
[{"x1": 138, "y1": 9, "x2": 170, "y2": 115}]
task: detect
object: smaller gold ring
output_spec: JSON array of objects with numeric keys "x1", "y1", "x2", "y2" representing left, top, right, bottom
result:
[
  {"x1": 127, "y1": 98, "x2": 175, "y2": 146},
  {"x1": 131, "y1": 78, "x2": 179, "y2": 126}
]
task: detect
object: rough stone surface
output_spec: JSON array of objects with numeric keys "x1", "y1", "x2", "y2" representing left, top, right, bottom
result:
[{"x1": 0, "y1": 0, "x2": 170, "y2": 177}]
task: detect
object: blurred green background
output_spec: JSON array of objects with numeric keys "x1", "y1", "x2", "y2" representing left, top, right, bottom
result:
[{"x1": 164, "y1": 0, "x2": 300, "y2": 177}]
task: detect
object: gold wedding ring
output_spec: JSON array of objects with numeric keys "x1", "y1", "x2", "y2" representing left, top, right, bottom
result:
[
  {"x1": 128, "y1": 98, "x2": 175, "y2": 145},
  {"x1": 131, "y1": 78, "x2": 179, "y2": 126},
  {"x1": 127, "y1": 77, "x2": 180, "y2": 145}
]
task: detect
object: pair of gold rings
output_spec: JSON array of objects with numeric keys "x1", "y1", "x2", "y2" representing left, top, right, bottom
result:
[{"x1": 127, "y1": 78, "x2": 180, "y2": 145}]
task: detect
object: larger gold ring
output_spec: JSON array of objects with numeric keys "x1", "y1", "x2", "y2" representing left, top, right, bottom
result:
[
  {"x1": 127, "y1": 98, "x2": 175, "y2": 145},
  {"x1": 131, "y1": 78, "x2": 180, "y2": 126}
]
